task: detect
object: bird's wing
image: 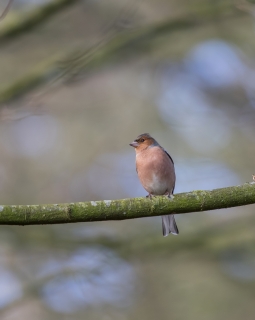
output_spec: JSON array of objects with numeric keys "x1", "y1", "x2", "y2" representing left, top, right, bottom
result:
[
  {"x1": 164, "y1": 149, "x2": 174, "y2": 165},
  {"x1": 164, "y1": 149, "x2": 175, "y2": 193}
]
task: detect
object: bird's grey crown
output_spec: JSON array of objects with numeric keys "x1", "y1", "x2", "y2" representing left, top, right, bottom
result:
[{"x1": 136, "y1": 133, "x2": 151, "y2": 140}]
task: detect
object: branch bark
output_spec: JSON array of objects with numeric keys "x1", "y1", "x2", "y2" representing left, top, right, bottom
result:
[{"x1": 0, "y1": 183, "x2": 254, "y2": 226}]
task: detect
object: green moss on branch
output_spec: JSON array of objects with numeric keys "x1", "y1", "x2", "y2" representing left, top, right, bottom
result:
[{"x1": 0, "y1": 183, "x2": 254, "y2": 226}]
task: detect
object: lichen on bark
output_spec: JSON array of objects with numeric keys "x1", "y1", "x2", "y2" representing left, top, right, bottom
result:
[{"x1": 0, "y1": 183, "x2": 254, "y2": 225}]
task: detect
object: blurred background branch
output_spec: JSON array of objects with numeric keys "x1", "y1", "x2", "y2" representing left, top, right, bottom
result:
[
  {"x1": 0, "y1": 0, "x2": 14, "y2": 22},
  {"x1": 0, "y1": 0, "x2": 241, "y2": 105},
  {"x1": 0, "y1": 0, "x2": 80, "y2": 42},
  {"x1": 0, "y1": 15, "x2": 196, "y2": 104},
  {"x1": 236, "y1": 0, "x2": 255, "y2": 16}
]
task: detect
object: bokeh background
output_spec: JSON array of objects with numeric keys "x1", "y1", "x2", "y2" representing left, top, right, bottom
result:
[{"x1": 0, "y1": 0, "x2": 255, "y2": 319}]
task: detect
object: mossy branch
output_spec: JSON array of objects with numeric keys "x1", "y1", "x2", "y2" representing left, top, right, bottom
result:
[{"x1": 0, "y1": 182, "x2": 254, "y2": 226}]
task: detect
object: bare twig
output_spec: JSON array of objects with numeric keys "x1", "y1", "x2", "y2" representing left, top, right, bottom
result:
[
  {"x1": 0, "y1": 0, "x2": 14, "y2": 21},
  {"x1": 236, "y1": 0, "x2": 255, "y2": 16}
]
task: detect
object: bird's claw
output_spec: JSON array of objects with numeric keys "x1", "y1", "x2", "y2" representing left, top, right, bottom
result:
[{"x1": 166, "y1": 193, "x2": 174, "y2": 200}]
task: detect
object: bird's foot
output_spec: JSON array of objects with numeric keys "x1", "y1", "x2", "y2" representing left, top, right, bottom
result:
[
  {"x1": 165, "y1": 192, "x2": 174, "y2": 200},
  {"x1": 146, "y1": 193, "x2": 153, "y2": 199}
]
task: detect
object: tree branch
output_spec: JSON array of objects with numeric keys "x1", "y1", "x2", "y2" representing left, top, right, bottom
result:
[
  {"x1": 0, "y1": 16, "x2": 197, "y2": 104},
  {"x1": 0, "y1": 2, "x2": 241, "y2": 105},
  {"x1": 0, "y1": 0, "x2": 80, "y2": 42},
  {"x1": 0, "y1": 0, "x2": 14, "y2": 22},
  {"x1": 0, "y1": 183, "x2": 254, "y2": 226}
]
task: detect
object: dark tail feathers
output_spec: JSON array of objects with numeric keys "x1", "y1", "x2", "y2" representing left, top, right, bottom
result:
[{"x1": 162, "y1": 214, "x2": 179, "y2": 237}]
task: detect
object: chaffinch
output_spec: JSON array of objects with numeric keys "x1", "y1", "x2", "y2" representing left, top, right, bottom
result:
[{"x1": 129, "y1": 133, "x2": 179, "y2": 236}]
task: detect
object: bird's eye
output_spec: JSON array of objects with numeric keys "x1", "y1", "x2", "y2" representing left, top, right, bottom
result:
[{"x1": 140, "y1": 139, "x2": 145, "y2": 142}]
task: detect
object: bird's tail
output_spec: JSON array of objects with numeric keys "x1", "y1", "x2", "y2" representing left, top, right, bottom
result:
[{"x1": 162, "y1": 214, "x2": 179, "y2": 237}]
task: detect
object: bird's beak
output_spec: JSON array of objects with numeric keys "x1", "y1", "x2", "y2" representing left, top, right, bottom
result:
[{"x1": 129, "y1": 141, "x2": 139, "y2": 148}]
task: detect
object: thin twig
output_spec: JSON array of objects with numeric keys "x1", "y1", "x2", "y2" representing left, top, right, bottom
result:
[{"x1": 0, "y1": 0, "x2": 14, "y2": 21}]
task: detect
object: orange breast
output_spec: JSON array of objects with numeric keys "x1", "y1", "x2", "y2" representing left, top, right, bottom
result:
[{"x1": 135, "y1": 146, "x2": 175, "y2": 195}]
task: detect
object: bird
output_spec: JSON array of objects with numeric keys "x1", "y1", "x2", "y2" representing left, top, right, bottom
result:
[{"x1": 129, "y1": 133, "x2": 179, "y2": 236}]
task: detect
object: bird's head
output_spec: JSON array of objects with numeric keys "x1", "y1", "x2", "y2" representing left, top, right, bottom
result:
[{"x1": 129, "y1": 133, "x2": 159, "y2": 151}]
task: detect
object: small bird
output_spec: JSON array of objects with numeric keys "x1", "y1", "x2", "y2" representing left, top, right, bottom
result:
[{"x1": 129, "y1": 133, "x2": 179, "y2": 236}]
